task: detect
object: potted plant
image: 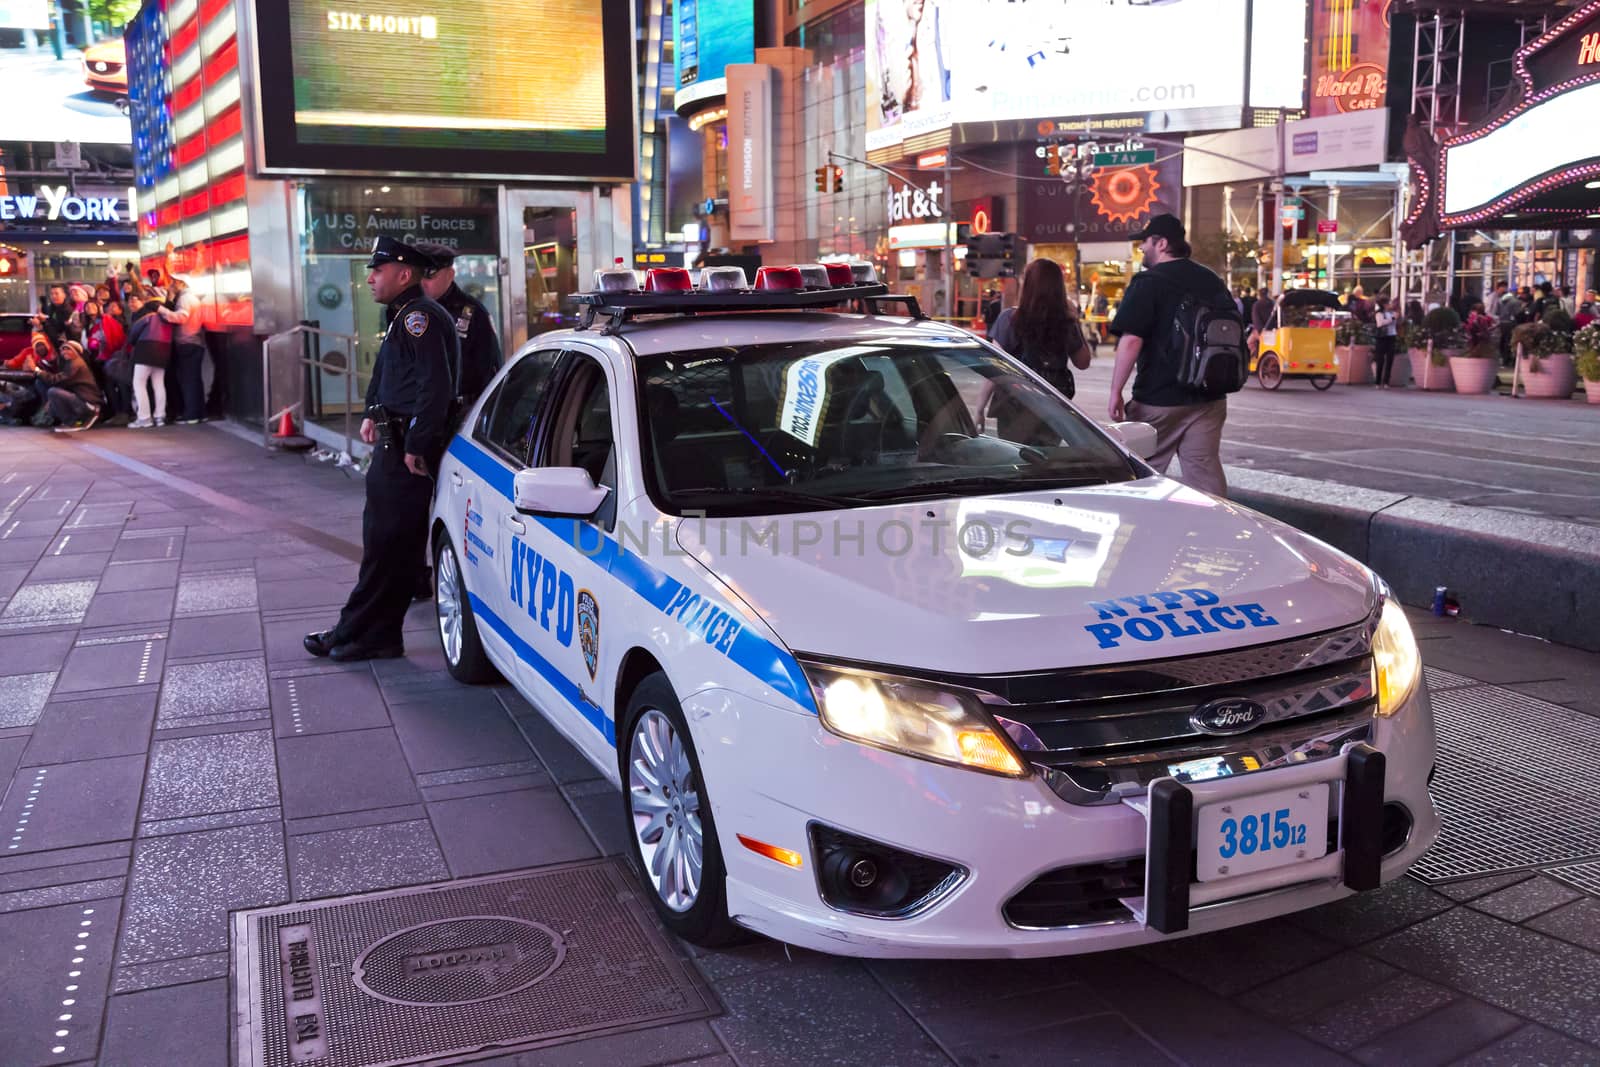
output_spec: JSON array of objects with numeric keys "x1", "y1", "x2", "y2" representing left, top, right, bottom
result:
[
  {"x1": 1516, "y1": 308, "x2": 1579, "y2": 398},
  {"x1": 1333, "y1": 318, "x2": 1375, "y2": 384},
  {"x1": 1412, "y1": 307, "x2": 1459, "y2": 391},
  {"x1": 1576, "y1": 322, "x2": 1600, "y2": 404},
  {"x1": 1449, "y1": 310, "x2": 1500, "y2": 394}
]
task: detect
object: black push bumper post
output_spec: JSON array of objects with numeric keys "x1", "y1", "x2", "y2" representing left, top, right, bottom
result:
[
  {"x1": 1146, "y1": 778, "x2": 1194, "y2": 934},
  {"x1": 1341, "y1": 743, "x2": 1387, "y2": 891}
]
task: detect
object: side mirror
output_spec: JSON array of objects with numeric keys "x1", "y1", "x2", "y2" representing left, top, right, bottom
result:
[
  {"x1": 1105, "y1": 420, "x2": 1159, "y2": 460},
  {"x1": 513, "y1": 467, "x2": 610, "y2": 518}
]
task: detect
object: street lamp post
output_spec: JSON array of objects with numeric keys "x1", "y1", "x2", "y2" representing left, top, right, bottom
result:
[{"x1": 1058, "y1": 146, "x2": 1096, "y2": 308}]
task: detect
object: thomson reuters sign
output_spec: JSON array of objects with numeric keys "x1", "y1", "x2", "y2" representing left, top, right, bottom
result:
[{"x1": 1315, "y1": 63, "x2": 1387, "y2": 113}]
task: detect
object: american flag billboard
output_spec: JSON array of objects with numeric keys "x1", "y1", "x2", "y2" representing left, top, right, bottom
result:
[{"x1": 127, "y1": 0, "x2": 252, "y2": 326}]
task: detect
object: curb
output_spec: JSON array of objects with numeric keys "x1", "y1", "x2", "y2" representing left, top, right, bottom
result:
[{"x1": 1228, "y1": 468, "x2": 1600, "y2": 652}]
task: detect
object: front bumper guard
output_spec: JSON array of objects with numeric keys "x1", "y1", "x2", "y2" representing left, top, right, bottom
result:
[{"x1": 1120, "y1": 742, "x2": 1386, "y2": 935}]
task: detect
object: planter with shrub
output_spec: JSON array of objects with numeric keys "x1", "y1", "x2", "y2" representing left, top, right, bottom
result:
[
  {"x1": 1333, "y1": 318, "x2": 1374, "y2": 384},
  {"x1": 1576, "y1": 322, "x2": 1600, "y2": 404},
  {"x1": 1450, "y1": 310, "x2": 1500, "y2": 394},
  {"x1": 1411, "y1": 308, "x2": 1459, "y2": 392},
  {"x1": 1513, "y1": 310, "x2": 1578, "y2": 399}
]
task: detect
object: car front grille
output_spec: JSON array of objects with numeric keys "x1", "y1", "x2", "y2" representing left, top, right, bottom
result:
[{"x1": 1000, "y1": 619, "x2": 1378, "y2": 804}]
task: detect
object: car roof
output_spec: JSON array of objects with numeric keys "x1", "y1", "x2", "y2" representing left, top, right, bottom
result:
[{"x1": 571, "y1": 312, "x2": 983, "y2": 358}]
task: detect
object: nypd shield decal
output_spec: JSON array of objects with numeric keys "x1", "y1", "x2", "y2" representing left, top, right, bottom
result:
[{"x1": 577, "y1": 589, "x2": 600, "y2": 680}]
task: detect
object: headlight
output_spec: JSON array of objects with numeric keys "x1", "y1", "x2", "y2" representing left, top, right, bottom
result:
[
  {"x1": 801, "y1": 661, "x2": 1026, "y2": 777},
  {"x1": 1373, "y1": 598, "x2": 1421, "y2": 716}
]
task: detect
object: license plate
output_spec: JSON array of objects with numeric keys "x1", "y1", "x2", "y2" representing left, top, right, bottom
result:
[{"x1": 1195, "y1": 783, "x2": 1329, "y2": 882}]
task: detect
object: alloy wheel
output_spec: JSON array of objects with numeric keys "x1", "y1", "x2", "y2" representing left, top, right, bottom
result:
[
  {"x1": 629, "y1": 708, "x2": 703, "y2": 913},
  {"x1": 436, "y1": 546, "x2": 464, "y2": 666}
]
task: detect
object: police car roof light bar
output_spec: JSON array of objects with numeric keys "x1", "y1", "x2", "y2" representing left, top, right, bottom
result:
[{"x1": 572, "y1": 282, "x2": 924, "y2": 334}]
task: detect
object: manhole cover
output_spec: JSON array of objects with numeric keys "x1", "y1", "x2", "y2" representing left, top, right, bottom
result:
[
  {"x1": 233, "y1": 861, "x2": 718, "y2": 1067},
  {"x1": 352, "y1": 916, "x2": 565, "y2": 1006}
]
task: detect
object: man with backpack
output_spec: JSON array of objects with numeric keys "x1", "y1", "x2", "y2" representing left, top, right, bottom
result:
[{"x1": 1106, "y1": 213, "x2": 1245, "y2": 498}]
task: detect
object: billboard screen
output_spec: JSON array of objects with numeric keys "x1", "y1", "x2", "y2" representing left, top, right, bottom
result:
[
  {"x1": 675, "y1": 0, "x2": 755, "y2": 92},
  {"x1": 872, "y1": 0, "x2": 1258, "y2": 151},
  {"x1": 865, "y1": 0, "x2": 953, "y2": 152},
  {"x1": 0, "y1": 14, "x2": 132, "y2": 143},
  {"x1": 253, "y1": 0, "x2": 636, "y2": 180},
  {"x1": 948, "y1": 0, "x2": 1248, "y2": 127}
]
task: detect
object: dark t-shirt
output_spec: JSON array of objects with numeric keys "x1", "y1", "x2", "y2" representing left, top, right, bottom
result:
[{"x1": 1109, "y1": 257, "x2": 1230, "y2": 407}]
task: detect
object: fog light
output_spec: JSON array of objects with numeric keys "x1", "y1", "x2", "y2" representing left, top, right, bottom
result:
[{"x1": 810, "y1": 824, "x2": 965, "y2": 918}]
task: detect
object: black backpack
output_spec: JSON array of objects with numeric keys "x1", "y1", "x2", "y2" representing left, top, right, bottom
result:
[{"x1": 1154, "y1": 278, "x2": 1249, "y2": 398}]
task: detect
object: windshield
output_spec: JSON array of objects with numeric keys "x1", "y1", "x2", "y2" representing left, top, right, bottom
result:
[{"x1": 636, "y1": 338, "x2": 1139, "y2": 515}]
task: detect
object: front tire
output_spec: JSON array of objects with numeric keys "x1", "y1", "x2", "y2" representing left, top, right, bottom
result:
[
  {"x1": 620, "y1": 674, "x2": 743, "y2": 947},
  {"x1": 435, "y1": 538, "x2": 498, "y2": 684},
  {"x1": 1257, "y1": 354, "x2": 1284, "y2": 390}
]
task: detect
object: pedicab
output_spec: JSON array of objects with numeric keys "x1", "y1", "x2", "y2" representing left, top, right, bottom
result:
[{"x1": 1250, "y1": 289, "x2": 1347, "y2": 390}]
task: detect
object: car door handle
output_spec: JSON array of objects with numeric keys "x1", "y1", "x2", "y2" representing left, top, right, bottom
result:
[
  {"x1": 504, "y1": 515, "x2": 526, "y2": 535},
  {"x1": 449, "y1": 471, "x2": 464, "y2": 488}
]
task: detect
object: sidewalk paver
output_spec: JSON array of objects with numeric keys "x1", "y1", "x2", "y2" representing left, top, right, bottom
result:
[{"x1": 0, "y1": 424, "x2": 1594, "y2": 1067}]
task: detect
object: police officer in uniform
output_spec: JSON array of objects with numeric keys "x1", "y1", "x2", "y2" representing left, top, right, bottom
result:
[
  {"x1": 305, "y1": 236, "x2": 457, "y2": 661},
  {"x1": 412, "y1": 241, "x2": 502, "y2": 413}
]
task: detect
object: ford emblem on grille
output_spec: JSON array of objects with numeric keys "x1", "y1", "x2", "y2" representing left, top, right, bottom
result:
[{"x1": 1191, "y1": 698, "x2": 1268, "y2": 735}]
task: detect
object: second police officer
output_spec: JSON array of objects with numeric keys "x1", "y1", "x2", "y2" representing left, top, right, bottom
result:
[
  {"x1": 304, "y1": 235, "x2": 457, "y2": 662},
  {"x1": 413, "y1": 240, "x2": 503, "y2": 416}
]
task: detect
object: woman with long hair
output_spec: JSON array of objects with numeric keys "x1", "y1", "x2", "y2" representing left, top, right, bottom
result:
[{"x1": 978, "y1": 258, "x2": 1091, "y2": 441}]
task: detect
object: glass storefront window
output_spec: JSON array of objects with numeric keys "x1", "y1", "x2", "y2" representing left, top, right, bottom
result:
[{"x1": 296, "y1": 182, "x2": 501, "y2": 428}]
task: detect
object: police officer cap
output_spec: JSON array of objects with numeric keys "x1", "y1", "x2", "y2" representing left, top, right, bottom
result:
[
  {"x1": 411, "y1": 241, "x2": 457, "y2": 274},
  {"x1": 364, "y1": 235, "x2": 430, "y2": 270}
]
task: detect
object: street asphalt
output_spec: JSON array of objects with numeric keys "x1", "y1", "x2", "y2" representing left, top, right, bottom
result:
[{"x1": 0, "y1": 423, "x2": 1596, "y2": 1067}]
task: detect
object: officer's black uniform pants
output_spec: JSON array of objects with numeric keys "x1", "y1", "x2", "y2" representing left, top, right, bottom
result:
[{"x1": 334, "y1": 438, "x2": 434, "y2": 649}]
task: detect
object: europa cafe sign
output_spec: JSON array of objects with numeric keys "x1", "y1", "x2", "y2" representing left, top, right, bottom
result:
[{"x1": 1423, "y1": 1, "x2": 1600, "y2": 227}]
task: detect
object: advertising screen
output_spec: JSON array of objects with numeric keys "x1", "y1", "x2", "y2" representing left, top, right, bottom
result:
[
  {"x1": 253, "y1": 0, "x2": 635, "y2": 180},
  {"x1": 675, "y1": 0, "x2": 755, "y2": 92},
  {"x1": 865, "y1": 0, "x2": 954, "y2": 152},
  {"x1": 0, "y1": 13, "x2": 132, "y2": 144},
  {"x1": 947, "y1": 0, "x2": 1248, "y2": 127}
]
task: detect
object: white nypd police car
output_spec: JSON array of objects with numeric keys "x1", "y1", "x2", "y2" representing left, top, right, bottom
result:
[{"x1": 428, "y1": 265, "x2": 1439, "y2": 958}]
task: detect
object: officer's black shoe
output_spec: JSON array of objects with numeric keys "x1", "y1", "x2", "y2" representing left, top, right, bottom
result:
[
  {"x1": 413, "y1": 567, "x2": 433, "y2": 602},
  {"x1": 329, "y1": 641, "x2": 405, "y2": 663},
  {"x1": 303, "y1": 630, "x2": 338, "y2": 657}
]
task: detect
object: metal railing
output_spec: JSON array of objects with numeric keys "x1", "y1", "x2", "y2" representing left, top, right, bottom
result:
[{"x1": 261, "y1": 324, "x2": 360, "y2": 457}]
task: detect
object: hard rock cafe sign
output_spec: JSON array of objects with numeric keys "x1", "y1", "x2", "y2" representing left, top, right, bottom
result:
[{"x1": 1314, "y1": 63, "x2": 1387, "y2": 113}]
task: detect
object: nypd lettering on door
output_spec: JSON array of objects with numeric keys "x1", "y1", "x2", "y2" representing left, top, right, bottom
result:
[
  {"x1": 1084, "y1": 588, "x2": 1279, "y2": 650},
  {"x1": 508, "y1": 537, "x2": 576, "y2": 647}
]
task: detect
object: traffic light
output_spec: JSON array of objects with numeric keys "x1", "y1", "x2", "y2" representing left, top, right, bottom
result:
[
  {"x1": 831, "y1": 166, "x2": 844, "y2": 193},
  {"x1": 1044, "y1": 143, "x2": 1060, "y2": 177},
  {"x1": 814, "y1": 166, "x2": 827, "y2": 193}
]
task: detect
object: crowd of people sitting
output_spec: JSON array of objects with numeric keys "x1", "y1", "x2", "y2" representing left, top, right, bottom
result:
[{"x1": 0, "y1": 264, "x2": 207, "y2": 433}]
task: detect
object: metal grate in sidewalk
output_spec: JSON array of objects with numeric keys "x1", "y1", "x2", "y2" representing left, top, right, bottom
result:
[
  {"x1": 232, "y1": 860, "x2": 718, "y2": 1067},
  {"x1": 1548, "y1": 861, "x2": 1600, "y2": 899},
  {"x1": 1410, "y1": 684, "x2": 1600, "y2": 883}
]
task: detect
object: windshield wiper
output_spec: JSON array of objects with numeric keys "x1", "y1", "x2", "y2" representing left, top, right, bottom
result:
[
  {"x1": 670, "y1": 486, "x2": 874, "y2": 510},
  {"x1": 853, "y1": 474, "x2": 1112, "y2": 501}
]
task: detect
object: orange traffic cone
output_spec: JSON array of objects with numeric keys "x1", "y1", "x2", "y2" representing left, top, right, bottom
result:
[{"x1": 273, "y1": 409, "x2": 296, "y2": 438}]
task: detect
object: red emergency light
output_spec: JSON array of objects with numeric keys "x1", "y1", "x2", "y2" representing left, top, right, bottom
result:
[
  {"x1": 754, "y1": 266, "x2": 804, "y2": 291},
  {"x1": 643, "y1": 267, "x2": 694, "y2": 292},
  {"x1": 823, "y1": 263, "x2": 854, "y2": 286}
]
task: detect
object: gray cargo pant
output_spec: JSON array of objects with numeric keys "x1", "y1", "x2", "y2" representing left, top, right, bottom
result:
[{"x1": 1126, "y1": 397, "x2": 1228, "y2": 498}]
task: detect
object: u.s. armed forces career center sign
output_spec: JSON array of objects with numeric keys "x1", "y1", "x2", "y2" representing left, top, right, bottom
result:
[{"x1": 307, "y1": 207, "x2": 499, "y2": 255}]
